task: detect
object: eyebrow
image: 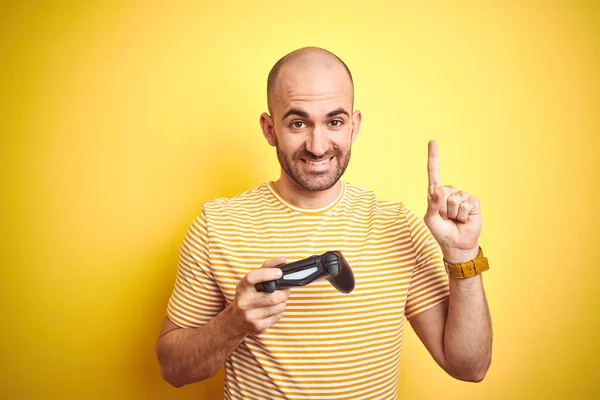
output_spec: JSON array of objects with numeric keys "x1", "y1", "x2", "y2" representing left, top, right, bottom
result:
[
  {"x1": 282, "y1": 108, "x2": 309, "y2": 120},
  {"x1": 326, "y1": 108, "x2": 350, "y2": 118},
  {"x1": 281, "y1": 107, "x2": 350, "y2": 121}
]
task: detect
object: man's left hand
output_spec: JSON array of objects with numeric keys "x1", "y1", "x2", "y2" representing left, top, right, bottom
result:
[{"x1": 424, "y1": 140, "x2": 482, "y2": 263}]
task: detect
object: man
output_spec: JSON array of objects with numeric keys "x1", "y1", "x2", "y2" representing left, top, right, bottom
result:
[{"x1": 156, "y1": 47, "x2": 492, "y2": 399}]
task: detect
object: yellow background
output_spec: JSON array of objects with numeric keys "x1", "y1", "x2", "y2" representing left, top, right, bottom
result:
[{"x1": 1, "y1": 1, "x2": 599, "y2": 399}]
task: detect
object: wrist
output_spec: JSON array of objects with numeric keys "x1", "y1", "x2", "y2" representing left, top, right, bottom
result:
[
  {"x1": 443, "y1": 246, "x2": 489, "y2": 279},
  {"x1": 442, "y1": 245, "x2": 480, "y2": 264},
  {"x1": 224, "y1": 302, "x2": 252, "y2": 340}
]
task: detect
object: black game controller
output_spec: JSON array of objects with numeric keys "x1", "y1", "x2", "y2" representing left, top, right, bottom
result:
[{"x1": 255, "y1": 251, "x2": 355, "y2": 294}]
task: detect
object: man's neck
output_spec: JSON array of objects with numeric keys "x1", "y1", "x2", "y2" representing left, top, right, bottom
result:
[{"x1": 272, "y1": 173, "x2": 343, "y2": 210}]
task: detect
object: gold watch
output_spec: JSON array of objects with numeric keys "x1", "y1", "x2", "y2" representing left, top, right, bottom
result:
[{"x1": 444, "y1": 247, "x2": 489, "y2": 279}]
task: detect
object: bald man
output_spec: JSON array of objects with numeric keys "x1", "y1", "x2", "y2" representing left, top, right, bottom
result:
[{"x1": 156, "y1": 47, "x2": 492, "y2": 399}]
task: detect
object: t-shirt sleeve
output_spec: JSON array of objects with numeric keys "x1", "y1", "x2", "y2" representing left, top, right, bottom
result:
[
  {"x1": 403, "y1": 206, "x2": 450, "y2": 320},
  {"x1": 166, "y1": 207, "x2": 225, "y2": 328}
]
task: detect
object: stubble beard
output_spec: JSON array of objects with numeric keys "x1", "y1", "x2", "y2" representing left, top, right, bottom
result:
[{"x1": 274, "y1": 136, "x2": 352, "y2": 192}]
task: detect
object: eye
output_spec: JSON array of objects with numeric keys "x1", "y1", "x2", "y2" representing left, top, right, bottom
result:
[
  {"x1": 290, "y1": 121, "x2": 306, "y2": 130},
  {"x1": 329, "y1": 119, "x2": 344, "y2": 128}
]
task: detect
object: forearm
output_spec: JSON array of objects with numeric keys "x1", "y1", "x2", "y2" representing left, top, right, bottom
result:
[
  {"x1": 156, "y1": 305, "x2": 246, "y2": 387},
  {"x1": 443, "y1": 274, "x2": 492, "y2": 381}
]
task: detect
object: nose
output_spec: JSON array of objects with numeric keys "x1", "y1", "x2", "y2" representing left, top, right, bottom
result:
[{"x1": 305, "y1": 125, "x2": 329, "y2": 158}]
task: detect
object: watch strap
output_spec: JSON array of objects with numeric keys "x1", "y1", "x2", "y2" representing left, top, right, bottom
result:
[{"x1": 444, "y1": 247, "x2": 489, "y2": 279}]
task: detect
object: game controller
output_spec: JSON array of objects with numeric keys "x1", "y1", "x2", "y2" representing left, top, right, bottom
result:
[{"x1": 255, "y1": 251, "x2": 355, "y2": 294}]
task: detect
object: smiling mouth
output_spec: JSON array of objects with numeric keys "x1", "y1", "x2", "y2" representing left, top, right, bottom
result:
[{"x1": 302, "y1": 156, "x2": 334, "y2": 166}]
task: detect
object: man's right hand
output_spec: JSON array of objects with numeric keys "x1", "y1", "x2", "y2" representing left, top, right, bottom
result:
[
  {"x1": 231, "y1": 256, "x2": 291, "y2": 336},
  {"x1": 156, "y1": 256, "x2": 291, "y2": 386}
]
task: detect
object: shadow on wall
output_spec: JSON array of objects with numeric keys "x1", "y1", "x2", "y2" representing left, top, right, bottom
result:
[{"x1": 128, "y1": 126, "x2": 269, "y2": 399}]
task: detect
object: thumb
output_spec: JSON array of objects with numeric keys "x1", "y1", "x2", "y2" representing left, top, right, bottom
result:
[{"x1": 424, "y1": 186, "x2": 442, "y2": 225}]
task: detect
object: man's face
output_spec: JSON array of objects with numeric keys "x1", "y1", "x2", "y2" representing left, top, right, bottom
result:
[{"x1": 263, "y1": 62, "x2": 361, "y2": 192}]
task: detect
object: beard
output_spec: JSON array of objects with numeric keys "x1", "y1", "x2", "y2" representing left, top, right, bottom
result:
[{"x1": 274, "y1": 135, "x2": 352, "y2": 192}]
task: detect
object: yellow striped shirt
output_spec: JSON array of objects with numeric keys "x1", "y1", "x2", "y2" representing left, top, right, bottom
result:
[{"x1": 166, "y1": 181, "x2": 449, "y2": 400}]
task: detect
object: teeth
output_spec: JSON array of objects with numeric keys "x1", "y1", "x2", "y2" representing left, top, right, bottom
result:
[{"x1": 305, "y1": 158, "x2": 330, "y2": 166}]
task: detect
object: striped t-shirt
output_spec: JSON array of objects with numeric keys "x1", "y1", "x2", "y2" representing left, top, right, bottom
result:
[{"x1": 166, "y1": 181, "x2": 450, "y2": 400}]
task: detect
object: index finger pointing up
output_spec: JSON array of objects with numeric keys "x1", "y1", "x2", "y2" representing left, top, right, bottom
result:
[{"x1": 428, "y1": 140, "x2": 441, "y2": 196}]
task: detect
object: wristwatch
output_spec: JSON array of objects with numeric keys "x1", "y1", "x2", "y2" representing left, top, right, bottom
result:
[{"x1": 443, "y1": 247, "x2": 489, "y2": 279}]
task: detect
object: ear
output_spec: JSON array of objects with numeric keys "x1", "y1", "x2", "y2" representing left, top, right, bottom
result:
[
  {"x1": 260, "y1": 112, "x2": 277, "y2": 147},
  {"x1": 350, "y1": 109, "x2": 362, "y2": 144}
]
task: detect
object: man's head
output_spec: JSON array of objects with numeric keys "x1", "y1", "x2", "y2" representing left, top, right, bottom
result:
[{"x1": 260, "y1": 47, "x2": 362, "y2": 192}]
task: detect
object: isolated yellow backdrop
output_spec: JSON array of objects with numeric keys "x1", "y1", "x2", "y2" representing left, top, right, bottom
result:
[{"x1": 1, "y1": 1, "x2": 599, "y2": 399}]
